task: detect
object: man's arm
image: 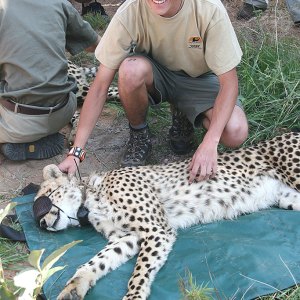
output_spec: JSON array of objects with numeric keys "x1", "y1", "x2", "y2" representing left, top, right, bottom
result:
[
  {"x1": 85, "y1": 35, "x2": 101, "y2": 53},
  {"x1": 58, "y1": 64, "x2": 117, "y2": 175},
  {"x1": 189, "y1": 67, "x2": 239, "y2": 182}
]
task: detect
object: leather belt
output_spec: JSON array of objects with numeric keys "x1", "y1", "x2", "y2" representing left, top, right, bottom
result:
[{"x1": 0, "y1": 97, "x2": 68, "y2": 115}]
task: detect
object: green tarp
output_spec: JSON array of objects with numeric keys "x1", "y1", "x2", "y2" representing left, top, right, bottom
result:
[{"x1": 14, "y1": 194, "x2": 300, "y2": 300}]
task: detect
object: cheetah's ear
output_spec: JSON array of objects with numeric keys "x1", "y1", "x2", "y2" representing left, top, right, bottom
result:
[{"x1": 43, "y1": 164, "x2": 63, "y2": 180}]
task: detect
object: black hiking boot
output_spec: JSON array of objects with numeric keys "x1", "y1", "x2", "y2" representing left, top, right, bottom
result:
[
  {"x1": 169, "y1": 106, "x2": 195, "y2": 155},
  {"x1": 237, "y1": 3, "x2": 267, "y2": 20},
  {"x1": 121, "y1": 125, "x2": 152, "y2": 167}
]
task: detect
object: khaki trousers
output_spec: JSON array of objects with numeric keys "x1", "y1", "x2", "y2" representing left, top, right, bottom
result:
[{"x1": 0, "y1": 93, "x2": 77, "y2": 143}]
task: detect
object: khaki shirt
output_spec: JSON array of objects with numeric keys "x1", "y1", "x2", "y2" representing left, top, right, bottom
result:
[
  {"x1": 0, "y1": 0, "x2": 98, "y2": 106},
  {"x1": 95, "y1": 0, "x2": 242, "y2": 77}
]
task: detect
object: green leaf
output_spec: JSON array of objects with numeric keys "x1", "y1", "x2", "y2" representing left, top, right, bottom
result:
[
  {"x1": 28, "y1": 249, "x2": 45, "y2": 272},
  {"x1": 0, "y1": 202, "x2": 17, "y2": 224},
  {"x1": 0, "y1": 259, "x2": 16, "y2": 299},
  {"x1": 43, "y1": 266, "x2": 65, "y2": 283},
  {"x1": 0, "y1": 259, "x2": 4, "y2": 282},
  {"x1": 42, "y1": 240, "x2": 82, "y2": 271}
]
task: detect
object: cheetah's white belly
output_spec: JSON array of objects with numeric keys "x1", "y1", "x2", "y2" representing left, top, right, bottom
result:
[{"x1": 163, "y1": 177, "x2": 297, "y2": 229}]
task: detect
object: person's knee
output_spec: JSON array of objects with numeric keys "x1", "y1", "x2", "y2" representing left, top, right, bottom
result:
[
  {"x1": 222, "y1": 120, "x2": 248, "y2": 148},
  {"x1": 118, "y1": 57, "x2": 152, "y2": 91},
  {"x1": 202, "y1": 106, "x2": 248, "y2": 148}
]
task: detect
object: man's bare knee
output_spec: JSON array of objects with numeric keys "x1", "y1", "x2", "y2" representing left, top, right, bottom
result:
[
  {"x1": 118, "y1": 57, "x2": 153, "y2": 91},
  {"x1": 221, "y1": 122, "x2": 248, "y2": 148},
  {"x1": 202, "y1": 106, "x2": 248, "y2": 148},
  {"x1": 221, "y1": 106, "x2": 248, "y2": 147}
]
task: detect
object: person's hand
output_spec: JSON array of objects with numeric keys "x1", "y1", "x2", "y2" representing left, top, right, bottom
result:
[
  {"x1": 188, "y1": 139, "x2": 218, "y2": 183},
  {"x1": 58, "y1": 155, "x2": 80, "y2": 177}
]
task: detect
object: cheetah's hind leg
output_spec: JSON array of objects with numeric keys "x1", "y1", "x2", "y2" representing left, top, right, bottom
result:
[{"x1": 278, "y1": 182, "x2": 300, "y2": 211}]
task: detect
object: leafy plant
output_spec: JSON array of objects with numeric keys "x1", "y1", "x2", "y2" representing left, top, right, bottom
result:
[
  {"x1": 0, "y1": 203, "x2": 81, "y2": 299},
  {"x1": 13, "y1": 240, "x2": 81, "y2": 299}
]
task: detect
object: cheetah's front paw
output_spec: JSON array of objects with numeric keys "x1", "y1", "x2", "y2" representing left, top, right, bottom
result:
[{"x1": 57, "y1": 277, "x2": 88, "y2": 300}]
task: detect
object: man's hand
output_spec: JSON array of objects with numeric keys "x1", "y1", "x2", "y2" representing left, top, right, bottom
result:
[
  {"x1": 58, "y1": 156, "x2": 80, "y2": 177},
  {"x1": 187, "y1": 68, "x2": 241, "y2": 183},
  {"x1": 188, "y1": 139, "x2": 218, "y2": 183}
]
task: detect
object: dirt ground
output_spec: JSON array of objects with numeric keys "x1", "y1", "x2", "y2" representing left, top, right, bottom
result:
[{"x1": 0, "y1": 0, "x2": 299, "y2": 205}]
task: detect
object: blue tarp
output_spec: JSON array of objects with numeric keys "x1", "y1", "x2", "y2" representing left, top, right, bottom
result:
[{"x1": 14, "y1": 194, "x2": 300, "y2": 300}]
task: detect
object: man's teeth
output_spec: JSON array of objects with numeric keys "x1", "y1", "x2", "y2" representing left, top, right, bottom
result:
[{"x1": 152, "y1": 0, "x2": 167, "y2": 4}]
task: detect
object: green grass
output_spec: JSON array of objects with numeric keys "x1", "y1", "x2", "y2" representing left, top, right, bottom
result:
[
  {"x1": 238, "y1": 33, "x2": 300, "y2": 144},
  {"x1": 83, "y1": 12, "x2": 110, "y2": 32},
  {"x1": 148, "y1": 103, "x2": 172, "y2": 134},
  {"x1": 258, "y1": 286, "x2": 300, "y2": 300},
  {"x1": 0, "y1": 239, "x2": 28, "y2": 270},
  {"x1": 105, "y1": 99, "x2": 125, "y2": 118},
  {"x1": 0, "y1": 238, "x2": 28, "y2": 295}
]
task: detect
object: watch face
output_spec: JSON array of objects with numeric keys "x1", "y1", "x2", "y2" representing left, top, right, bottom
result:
[{"x1": 68, "y1": 147, "x2": 86, "y2": 162}]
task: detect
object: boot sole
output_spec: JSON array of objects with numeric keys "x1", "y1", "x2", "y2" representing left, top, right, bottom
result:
[{"x1": 1, "y1": 133, "x2": 64, "y2": 161}]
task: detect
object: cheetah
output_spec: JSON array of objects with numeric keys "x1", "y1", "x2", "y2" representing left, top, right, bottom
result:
[
  {"x1": 67, "y1": 60, "x2": 119, "y2": 145},
  {"x1": 33, "y1": 131, "x2": 300, "y2": 300}
]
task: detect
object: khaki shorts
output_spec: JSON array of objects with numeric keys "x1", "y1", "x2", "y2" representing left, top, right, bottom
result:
[
  {"x1": 136, "y1": 54, "x2": 243, "y2": 128},
  {"x1": 0, "y1": 93, "x2": 77, "y2": 143}
]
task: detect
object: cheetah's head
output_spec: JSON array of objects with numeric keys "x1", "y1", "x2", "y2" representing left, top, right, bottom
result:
[{"x1": 33, "y1": 164, "x2": 85, "y2": 231}]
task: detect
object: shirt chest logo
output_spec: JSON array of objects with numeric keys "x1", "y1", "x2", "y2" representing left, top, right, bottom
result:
[{"x1": 188, "y1": 36, "x2": 203, "y2": 49}]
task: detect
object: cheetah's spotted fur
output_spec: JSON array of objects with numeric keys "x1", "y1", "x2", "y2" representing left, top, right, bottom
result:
[{"x1": 35, "y1": 131, "x2": 300, "y2": 300}]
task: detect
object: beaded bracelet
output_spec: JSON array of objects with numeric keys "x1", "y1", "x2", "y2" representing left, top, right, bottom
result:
[{"x1": 68, "y1": 146, "x2": 86, "y2": 162}]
